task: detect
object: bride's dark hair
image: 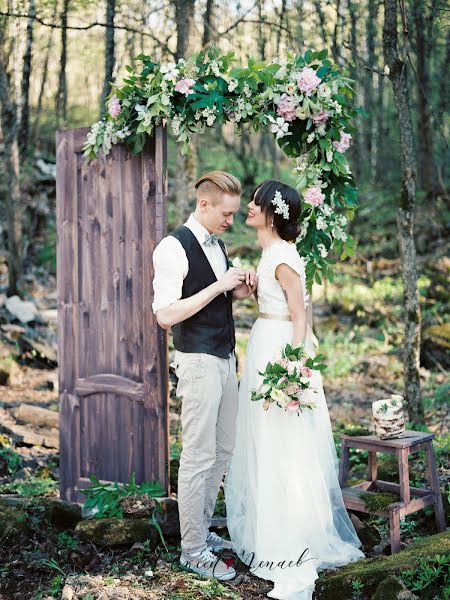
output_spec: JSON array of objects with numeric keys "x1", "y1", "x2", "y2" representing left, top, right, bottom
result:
[{"x1": 250, "y1": 180, "x2": 302, "y2": 242}]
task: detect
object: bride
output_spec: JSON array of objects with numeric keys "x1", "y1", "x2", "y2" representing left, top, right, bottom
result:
[{"x1": 224, "y1": 180, "x2": 365, "y2": 600}]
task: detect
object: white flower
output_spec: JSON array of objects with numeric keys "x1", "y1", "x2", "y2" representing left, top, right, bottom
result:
[
  {"x1": 287, "y1": 360, "x2": 303, "y2": 375},
  {"x1": 271, "y1": 189, "x2": 290, "y2": 219},
  {"x1": 160, "y1": 62, "x2": 179, "y2": 81},
  {"x1": 320, "y1": 203, "x2": 333, "y2": 217},
  {"x1": 317, "y1": 243, "x2": 328, "y2": 258},
  {"x1": 318, "y1": 83, "x2": 332, "y2": 99},
  {"x1": 206, "y1": 113, "x2": 216, "y2": 126},
  {"x1": 228, "y1": 78, "x2": 239, "y2": 92},
  {"x1": 268, "y1": 116, "x2": 292, "y2": 139},
  {"x1": 242, "y1": 83, "x2": 252, "y2": 98},
  {"x1": 285, "y1": 82, "x2": 296, "y2": 95},
  {"x1": 326, "y1": 149, "x2": 333, "y2": 163},
  {"x1": 171, "y1": 114, "x2": 182, "y2": 136},
  {"x1": 232, "y1": 256, "x2": 242, "y2": 268},
  {"x1": 307, "y1": 132, "x2": 315, "y2": 144},
  {"x1": 300, "y1": 376, "x2": 311, "y2": 385},
  {"x1": 317, "y1": 124, "x2": 326, "y2": 136},
  {"x1": 332, "y1": 226, "x2": 347, "y2": 241},
  {"x1": 316, "y1": 216, "x2": 327, "y2": 230},
  {"x1": 331, "y1": 100, "x2": 342, "y2": 114},
  {"x1": 295, "y1": 106, "x2": 308, "y2": 120}
]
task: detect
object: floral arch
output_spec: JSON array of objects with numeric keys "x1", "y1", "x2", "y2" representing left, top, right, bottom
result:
[{"x1": 83, "y1": 46, "x2": 358, "y2": 289}]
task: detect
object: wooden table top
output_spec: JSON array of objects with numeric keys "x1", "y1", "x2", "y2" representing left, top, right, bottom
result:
[{"x1": 340, "y1": 430, "x2": 435, "y2": 448}]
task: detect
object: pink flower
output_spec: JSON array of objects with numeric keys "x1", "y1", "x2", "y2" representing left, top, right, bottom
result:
[
  {"x1": 285, "y1": 383, "x2": 301, "y2": 396},
  {"x1": 311, "y1": 110, "x2": 329, "y2": 126},
  {"x1": 175, "y1": 78, "x2": 196, "y2": 96},
  {"x1": 276, "y1": 93, "x2": 298, "y2": 123},
  {"x1": 286, "y1": 400, "x2": 300, "y2": 411},
  {"x1": 300, "y1": 366, "x2": 313, "y2": 378},
  {"x1": 304, "y1": 185, "x2": 325, "y2": 207},
  {"x1": 108, "y1": 95, "x2": 121, "y2": 119},
  {"x1": 332, "y1": 132, "x2": 352, "y2": 153},
  {"x1": 296, "y1": 67, "x2": 321, "y2": 96},
  {"x1": 278, "y1": 358, "x2": 291, "y2": 370}
]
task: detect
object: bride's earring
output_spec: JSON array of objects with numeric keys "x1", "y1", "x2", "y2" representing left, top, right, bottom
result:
[{"x1": 271, "y1": 219, "x2": 274, "y2": 230}]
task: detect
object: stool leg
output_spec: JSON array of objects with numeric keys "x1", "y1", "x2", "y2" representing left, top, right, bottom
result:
[
  {"x1": 426, "y1": 442, "x2": 446, "y2": 532},
  {"x1": 368, "y1": 451, "x2": 377, "y2": 486},
  {"x1": 389, "y1": 510, "x2": 401, "y2": 554},
  {"x1": 397, "y1": 448, "x2": 411, "y2": 504},
  {"x1": 339, "y1": 440, "x2": 350, "y2": 488}
]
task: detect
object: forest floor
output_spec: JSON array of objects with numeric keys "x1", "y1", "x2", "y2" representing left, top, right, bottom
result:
[{"x1": 0, "y1": 184, "x2": 449, "y2": 599}]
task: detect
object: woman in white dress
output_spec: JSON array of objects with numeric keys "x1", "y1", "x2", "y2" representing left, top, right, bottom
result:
[{"x1": 225, "y1": 180, "x2": 365, "y2": 600}]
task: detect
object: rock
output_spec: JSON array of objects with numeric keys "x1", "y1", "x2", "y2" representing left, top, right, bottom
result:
[
  {"x1": 0, "y1": 501, "x2": 30, "y2": 543},
  {"x1": 5, "y1": 295, "x2": 38, "y2": 324},
  {"x1": 0, "y1": 407, "x2": 59, "y2": 448},
  {"x1": 18, "y1": 335, "x2": 58, "y2": 368},
  {"x1": 12, "y1": 466, "x2": 34, "y2": 481},
  {"x1": 45, "y1": 499, "x2": 82, "y2": 529},
  {"x1": 157, "y1": 496, "x2": 180, "y2": 537},
  {"x1": 14, "y1": 403, "x2": 59, "y2": 429},
  {"x1": 0, "y1": 323, "x2": 26, "y2": 341},
  {"x1": 315, "y1": 531, "x2": 450, "y2": 600},
  {"x1": 421, "y1": 323, "x2": 450, "y2": 369},
  {"x1": 75, "y1": 517, "x2": 160, "y2": 547},
  {"x1": 350, "y1": 514, "x2": 381, "y2": 551},
  {"x1": 373, "y1": 537, "x2": 392, "y2": 556},
  {"x1": 372, "y1": 575, "x2": 419, "y2": 599},
  {"x1": 61, "y1": 585, "x2": 74, "y2": 600}
]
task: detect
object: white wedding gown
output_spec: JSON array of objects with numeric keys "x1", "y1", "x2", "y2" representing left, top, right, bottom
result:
[{"x1": 225, "y1": 240, "x2": 365, "y2": 600}]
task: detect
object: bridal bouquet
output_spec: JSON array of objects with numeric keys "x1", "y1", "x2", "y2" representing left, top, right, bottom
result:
[{"x1": 251, "y1": 343, "x2": 327, "y2": 415}]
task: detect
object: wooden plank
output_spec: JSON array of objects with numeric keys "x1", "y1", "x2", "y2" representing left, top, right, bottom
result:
[
  {"x1": 397, "y1": 447, "x2": 411, "y2": 504},
  {"x1": 389, "y1": 510, "x2": 401, "y2": 553},
  {"x1": 425, "y1": 442, "x2": 447, "y2": 532},
  {"x1": 75, "y1": 374, "x2": 144, "y2": 401},
  {"x1": 338, "y1": 439, "x2": 350, "y2": 488},
  {"x1": 368, "y1": 451, "x2": 377, "y2": 482},
  {"x1": 56, "y1": 129, "x2": 81, "y2": 502},
  {"x1": 374, "y1": 479, "x2": 431, "y2": 497},
  {"x1": 341, "y1": 431, "x2": 435, "y2": 449}
]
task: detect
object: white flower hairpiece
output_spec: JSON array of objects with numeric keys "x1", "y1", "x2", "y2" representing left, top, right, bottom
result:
[{"x1": 271, "y1": 190, "x2": 289, "y2": 220}]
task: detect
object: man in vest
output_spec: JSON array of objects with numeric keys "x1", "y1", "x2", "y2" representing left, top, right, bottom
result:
[{"x1": 152, "y1": 171, "x2": 255, "y2": 580}]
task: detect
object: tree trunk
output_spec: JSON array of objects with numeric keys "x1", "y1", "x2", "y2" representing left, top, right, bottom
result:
[
  {"x1": 18, "y1": 0, "x2": 35, "y2": 160},
  {"x1": 174, "y1": 0, "x2": 196, "y2": 225},
  {"x1": 364, "y1": 0, "x2": 377, "y2": 182},
  {"x1": 202, "y1": 0, "x2": 214, "y2": 47},
  {"x1": 99, "y1": 0, "x2": 116, "y2": 117},
  {"x1": 0, "y1": 19, "x2": 23, "y2": 296},
  {"x1": 383, "y1": 0, "x2": 423, "y2": 425},
  {"x1": 32, "y1": 24, "x2": 54, "y2": 144},
  {"x1": 56, "y1": 0, "x2": 69, "y2": 126},
  {"x1": 332, "y1": 0, "x2": 341, "y2": 64},
  {"x1": 412, "y1": 0, "x2": 434, "y2": 194},
  {"x1": 347, "y1": 0, "x2": 362, "y2": 181},
  {"x1": 314, "y1": 0, "x2": 328, "y2": 49}
]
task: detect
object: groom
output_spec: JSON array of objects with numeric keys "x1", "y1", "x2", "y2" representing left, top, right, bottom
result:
[{"x1": 152, "y1": 170, "x2": 256, "y2": 580}]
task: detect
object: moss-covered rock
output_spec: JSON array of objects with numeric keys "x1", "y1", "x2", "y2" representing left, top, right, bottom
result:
[
  {"x1": 361, "y1": 491, "x2": 399, "y2": 512},
  {"x1": 0, "y1": 500, "x2": 30, "y2": 543},
  {"x1": 372, "y1": 575, "x2": 418, "y2": 600},
  {"x1": 45, "y1": 499, "x2": 82, "y2": 530},
  {"x1": 315, "y1": 531, "x2": 450, "y2": 600},
  {"x1": 75, "y1": 517, "x2": 160, "y2": 547}
]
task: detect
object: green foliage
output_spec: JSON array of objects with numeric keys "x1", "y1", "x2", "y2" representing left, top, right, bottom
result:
[
  {"x1": 343, "y1": 424, "x2": 371, "y2": 436},
  {"x1": 350, "y1": 578, "x2": 364, "y2": 600},
  {"x1": 0, "y1": 475, "x2": 57, "y2": 497},
  {"x1": 80, "y1": 472, "x2": 165, "y2": 518},
  {"x1": 0, "y1": 446, "x2": 23, "y2": 475},
  {"x1": 399, "y1": 554, "x2": 450, "y2": 595}
]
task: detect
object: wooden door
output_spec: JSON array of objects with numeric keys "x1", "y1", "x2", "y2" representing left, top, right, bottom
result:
[{"x1": 56, "y1": 126, "x2": 168, "y2": 502}]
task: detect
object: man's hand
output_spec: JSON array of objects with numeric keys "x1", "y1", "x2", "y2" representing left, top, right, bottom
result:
[
  {"x1": 217, "y1": 268, "x2": 247, "y2": 293},
  {"x1": 233, "y1": 270, "x2": 258, "y2": 299}
]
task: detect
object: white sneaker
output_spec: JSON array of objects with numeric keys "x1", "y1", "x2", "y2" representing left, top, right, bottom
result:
[
  {"x1": 206, "y1": 531, "x2": 234, "y2": 552},
  {"x1": 180, "y1": 547, "x2": 236, "y2": 581}
]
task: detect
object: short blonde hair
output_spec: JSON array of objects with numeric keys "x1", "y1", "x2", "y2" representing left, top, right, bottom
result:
[{"x1": 195, "y1": 171, "x2": 241, "y2": 205}]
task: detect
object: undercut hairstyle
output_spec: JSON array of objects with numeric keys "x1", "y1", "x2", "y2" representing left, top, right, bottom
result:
[
  {"x1": 250, "y1": 179, "x2": 302, "y2": 242},
  {"x1": 195, "y1": 171, "x2": 241, "y2": 206}
]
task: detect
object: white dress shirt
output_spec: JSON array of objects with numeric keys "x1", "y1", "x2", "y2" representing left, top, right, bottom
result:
[{"x1": 152, "y1": 214, "x2": 228, "y2": 313}]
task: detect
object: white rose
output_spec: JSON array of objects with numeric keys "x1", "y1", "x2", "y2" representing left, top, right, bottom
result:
[
  {"x1": 287, "y1": 360, "x2": 303, "y2": 375},
  {"x1": 232, "y1": 256, "x2": 242, "y2": 268}
]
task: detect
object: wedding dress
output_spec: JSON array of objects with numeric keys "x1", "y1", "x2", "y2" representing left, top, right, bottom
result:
[{"x1": 224, "y1": 240, "x2": 365, "y2": 600}]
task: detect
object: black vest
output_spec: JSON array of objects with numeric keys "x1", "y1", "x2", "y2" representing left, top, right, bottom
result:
[{"x1": 170, "y1": 226, "x2": 235, "y2": 359}]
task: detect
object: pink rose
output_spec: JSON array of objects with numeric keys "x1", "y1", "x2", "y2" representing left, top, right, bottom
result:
[
  {"x1": 311, "y1": 110, "x2": 329, "y2": 126},
  {"x1": 296, "y1": 67, "x2": 321, "y2": 96},
  {"x1": 332, "y1": 132, "x2": 352, "y2": 153},
  {"x1": 276, "y1": 93, "x2": 298, "y2": 123},
  {"x1": 175, "y1": 78, "x2": 196, "y2": 96},
  {"x1": 300, "y1": 366, "x2": 313, "y2": 378},
  {"x1": 108, "y1": 95, "x2": 121, "y2": 119},
  {"x1": 304, "y1": 185, "x2": 325, "y2": 207},
  {"x1": 286, "y1": 400, "x2": 300, "y2": 411}
]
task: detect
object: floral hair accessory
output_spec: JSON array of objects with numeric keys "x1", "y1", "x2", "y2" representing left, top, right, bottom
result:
[{"x1": 271, "y1": 190, "x2": 290, "y2": 220}]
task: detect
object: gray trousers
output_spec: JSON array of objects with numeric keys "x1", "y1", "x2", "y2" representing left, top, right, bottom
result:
[{"x1": 174, "y1": 350, "x2": 239, "y2": 554}]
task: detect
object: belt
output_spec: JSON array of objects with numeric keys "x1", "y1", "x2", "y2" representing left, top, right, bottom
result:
[{"x1": 259, "y1": 312, "x2": 292, "y2": 321}]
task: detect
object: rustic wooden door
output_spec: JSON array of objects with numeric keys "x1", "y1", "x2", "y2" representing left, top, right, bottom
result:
[{"x1": 56, "y1": 127, "x2": 168, "y2": 502}]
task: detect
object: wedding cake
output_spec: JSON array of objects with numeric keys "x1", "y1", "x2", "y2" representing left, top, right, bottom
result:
[{"x1": 372, "y1": 395, "x2": 405, "y2": 439}]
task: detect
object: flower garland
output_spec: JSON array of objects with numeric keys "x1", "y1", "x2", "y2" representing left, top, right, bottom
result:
[{"x1": 83, "y1": 46, "x2": 358, "y2": 289}]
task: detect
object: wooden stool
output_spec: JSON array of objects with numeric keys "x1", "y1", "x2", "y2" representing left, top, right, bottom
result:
[{"x1": 338, "y1": 430, "x2": 447, "y2": 554}]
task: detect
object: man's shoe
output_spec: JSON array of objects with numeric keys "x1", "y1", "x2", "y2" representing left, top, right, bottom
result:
[
  {"x1": 206, "y1": 531, "x2": 234, "y2": 552},
  {"x1": 180, "y1": 547, "x2": 236, "y2": 581}
]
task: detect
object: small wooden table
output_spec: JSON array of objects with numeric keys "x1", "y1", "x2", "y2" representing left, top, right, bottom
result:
[{"x1": 338, "y1": 430, "x2": 447, "y2": 553}]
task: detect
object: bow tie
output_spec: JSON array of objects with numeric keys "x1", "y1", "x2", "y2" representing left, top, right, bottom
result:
[{"x1": 204, "y1": 233, "x2": 219, "y2": 246}]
